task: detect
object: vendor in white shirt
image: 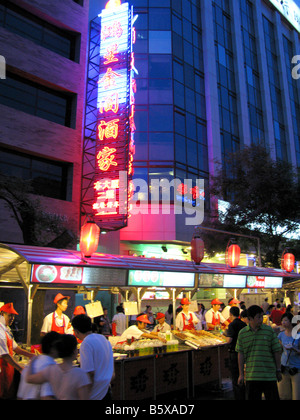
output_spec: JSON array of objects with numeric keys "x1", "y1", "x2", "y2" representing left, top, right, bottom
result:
[
  {"x1": 221, "y1": 298, "x2": 240, "y2": 323},
  {"x1": 175, "y1": 298, "x2": 199, "y2": 331},
  {"x1": 117, "y1": 313, "x2": 167, "y2": 344},
  {"x1": 152, "y1": 313, "x2": 171, "y2": 334},
  {"x1": 205, "y1": 298, "x2": 229, "y2": 331},
  {"x1": 41, "y1": 293, "x2": 73, "y2": 337}
]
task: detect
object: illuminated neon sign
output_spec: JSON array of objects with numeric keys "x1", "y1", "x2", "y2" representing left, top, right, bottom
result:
[{"x1": 93, "y1": 0, "x2": 137, "y2": 229}]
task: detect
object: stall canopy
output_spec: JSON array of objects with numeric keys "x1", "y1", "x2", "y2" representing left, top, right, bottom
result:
[
  {"x1": 1, "y1": 243, "x2": 300, "y2": 290},
  {"x1": 1, "y1": 242, "x2": 300, "y2": 346}
]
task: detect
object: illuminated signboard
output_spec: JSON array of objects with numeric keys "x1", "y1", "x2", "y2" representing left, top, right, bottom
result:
[
  {"x1": 269, "y1": 0, "x2": 300, "y2": 33},
  {"x1": 128, "y1": 270, "x2": 195, "y2": 288},
  {"x1": 199, "y1": 274, "x2": 246, "y2": 288},
  {"x1": 247, "y1": 276, "x2": 283, "y2": 289},
  {"x1": 223, "y1": 275, "x2": 246, "y2": 288},
  {"x1": 93, "y1": 0, "x2": 137, "y2": 230},
  {"x1": 31, "y1": 264, "x2": 127, "y2": 286}
]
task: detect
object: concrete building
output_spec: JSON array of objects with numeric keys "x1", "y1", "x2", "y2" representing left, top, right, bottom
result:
[{"x1": 0, "y1": 0, "x2": 90, "y2": 244}]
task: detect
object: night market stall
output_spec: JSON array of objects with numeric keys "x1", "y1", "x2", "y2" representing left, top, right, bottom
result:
[{"x1": 0, "y1": 242, "x2": 299, "y2": 399}]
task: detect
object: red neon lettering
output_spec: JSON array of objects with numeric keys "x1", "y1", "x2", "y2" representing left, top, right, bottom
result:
[
  {"x1": 96, "y1": 147, "x2": 118, "y2": 171},
  {"x1": 98, "y1": 119, "x2": 120, "y2": 141},
  {"x1": 99, "y1": 92, "x2": 119, "y2": 114},
  {"x1": 99, "y1": 68, "x2": 121, "y2": 89},
  {"x1": 101, "y1": 21, "x2": 123, "y2": 41},
  {"x1": 104, "y1": 43, "x2": 119, "y2": 65}
]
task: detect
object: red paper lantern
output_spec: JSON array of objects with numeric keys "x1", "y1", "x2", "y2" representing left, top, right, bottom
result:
[
  {"x1": 80, "y1": 221, "x2": 100, "y2": 258},
  {"x1": 191, "y1": 236, "x2": 205, "y2": 265},
  {"x1": 282, "y1": 252, "x2": 295, "y2": 273},
  {"x1": 226, "y1": 244, "x2": 241, "y2": 268}
]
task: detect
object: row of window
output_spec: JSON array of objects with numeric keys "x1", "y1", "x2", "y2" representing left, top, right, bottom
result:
[
  {"x1": 0, "y1": 148, "x2": 71, "y2": 201},
  {"x1": 0, "y1": 73, "x2": 75, "y2": 128},
  {"x1": 0, "y1": 0, "x2": 79, "y2": 61}
]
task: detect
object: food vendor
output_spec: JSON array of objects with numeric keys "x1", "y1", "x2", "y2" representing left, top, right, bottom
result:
[
  {"x1": 152, "y1": 313, "x2": 171, "y2": 334},
  {"x1": 117, "y1": 313, "x2": 167, "y2": 344},
  {"x1": 205, "y1": 298, "x2": 229, "y2": 331},
  {"x1": 0, "y1": 303, "x2": 34, "y2": 399},
  {"x1": 175, "y1": 298, "x2": 199, "y2": 331},
  {"x1": 221, "y1": 298, "x2": 240, "y2": 323},
  {"x1": 40, "y1": 293, "x2": 73, "y2": 337}
]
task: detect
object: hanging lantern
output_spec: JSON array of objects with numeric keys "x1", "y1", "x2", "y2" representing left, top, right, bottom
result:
[
  {"x1": 226, "y1": 243, "x2": 241, "y2": 268},
  {"x1": 191, "y1": 236, "x2": 205, "y2": 265},
  {"x1": 80, "y1": 221, "x2": 100, "y2": 258},
  {"x1": 282, "y1": 251, "x2": 295, "y2": 273}
]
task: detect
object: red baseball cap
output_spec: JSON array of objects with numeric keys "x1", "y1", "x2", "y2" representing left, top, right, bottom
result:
[
  {"x1": 211, "y1": 298, "x2": 223, "y2": 305},
  {"x1": 156, "y1": 312, "x2": 165, "y2": 320},
  {"x1": 54, "y1": 293, "x2": 70, "y2": 305},
  {"x1": 180, "y1": 298, "x2": 191, "y2": 305},
  {"x1": 230, "y1": 298, "x2": 240, "y2": 305},
  {"x1": 136, "y1": 314, "x2": 151, "y2": 324},
  {"x1": 0, "y1": 303, "x2": 19, "y2": 315}
]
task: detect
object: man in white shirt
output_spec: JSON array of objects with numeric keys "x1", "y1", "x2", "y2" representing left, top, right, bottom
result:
[
  {"x1": 222, "y1": 298, "x2": 240, "y2": 322},
  {"x1": 205, "y1": 299, "x2": 229, "y2": 331},
  {"x1": 152, "y1": 313, "x2": 171, "y2": 334},
  {"x1": 72, "y1": 314, "x2": 114, "y2": 400},
  {"x1": 116, "y1": 314, "x2": 167, "y2": 344},
  {"x1": 112, "y1": 306, "x2": 126, "y2": 336},
  {"x1": 41, "y1": 293, "x2": 73, "y2": 336}
]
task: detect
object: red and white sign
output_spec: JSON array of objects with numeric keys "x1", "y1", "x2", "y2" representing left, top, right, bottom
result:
[{"x1": 32, "y1": 265, "x2": 83, "y2": 284}]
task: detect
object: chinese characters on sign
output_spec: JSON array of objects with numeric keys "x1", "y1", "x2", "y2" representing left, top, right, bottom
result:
[{"x1": 93, "y1": 1, "x2": 137, "y2": 229}]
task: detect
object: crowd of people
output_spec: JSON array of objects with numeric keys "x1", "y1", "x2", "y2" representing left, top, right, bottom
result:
[{"x1": 0, "y1": 295, "x2": 299, "y2": 400}]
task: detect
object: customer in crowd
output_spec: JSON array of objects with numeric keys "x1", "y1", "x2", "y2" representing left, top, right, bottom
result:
[
  {"x1": 240, "y1": 310, "x2": 249, "y2": 325},
  {"x1": 144, "y1": 305, "x2": 155, "y2": 329},
  {"x1": 26, "y1": 334, "x2": 90, "y2": 400},
  {"x1": 194, "y1": 303, "x2": 206, "y2": 331},
  {"x1": 112, "y1": 305, "x2": 126, "y2": 336},
  {"x1": 262, "y1": 298, "x2": 269, "y2": 314},
  {"x1": 0, "y1": 303, "x2": 34, "y2": 400},
  {"x1": 164, "y1": 304, "x2": 173, "y2": 326},
  {"x1": 17, "y1": 332, "x2": 60, "y2": 400},
  {"x1": 72, "y1": 314, "x2": 114, "y2": 400},
  {"x1": 224, "y1": 307, "x2": 246, "y2": 400},
  {"x1": 270, "y1": 304, "x2": 285, "y2": 327},
  {"x1": 236, "y1": 305, "x2": 282, "y2": 400},
  {"x1": 98, "y1": 308, "x2": 112, "y2": 337},
  {"x1": 278, "y1": 312, "x2": 300, "y2": 400}
]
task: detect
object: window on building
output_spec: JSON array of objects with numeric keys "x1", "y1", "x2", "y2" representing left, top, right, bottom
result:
[
  {"x1": 0, "y1": 148, "x2": 72, "y2": 201},
  {"x1": 0, "y1": 0, "x2": 79, "y2": 61},
  {"x1": 0, "y1": 73, "x2": 76, "y2": 128}
]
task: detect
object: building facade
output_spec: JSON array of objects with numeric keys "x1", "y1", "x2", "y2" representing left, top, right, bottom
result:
[
  {"x1": 0, "y1": 0, "x2": 89, "y2": 244},
  {"x1": 86, "y1": 0, "x2": 299, "y2": 258}
]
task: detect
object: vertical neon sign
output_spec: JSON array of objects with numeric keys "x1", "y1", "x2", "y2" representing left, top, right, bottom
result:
[{"x1": 93, "y1": 0, "x2": 137, "y2": 230}]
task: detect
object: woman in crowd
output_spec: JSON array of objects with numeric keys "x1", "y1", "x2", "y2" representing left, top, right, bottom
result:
[{"x1": 278, "y1": 312, "x2": 300, "y2": 400}]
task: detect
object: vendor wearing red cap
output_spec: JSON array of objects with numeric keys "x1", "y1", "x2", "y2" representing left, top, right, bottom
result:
[
  {"x1": 40, "y1": 293, "x2": 73, "y2": 337},
  {"x1": 117, "y1": 313, "x2": 167, "y2": 345},
  {"x1": 0, "y1": 303, "x2": 34, "y2": 399},
  {"x1": 222, "y1": 298, "x2": 240, "y2": 323},
  {"x1": 152, "y1": 313, "x2": 171, "y2": 334},
  {"x1": 175, "y1": 298, "x2": 199, "y2": 331},
  {"x1": 205, "y1": 299, "x2": 229, "y2": 331}
]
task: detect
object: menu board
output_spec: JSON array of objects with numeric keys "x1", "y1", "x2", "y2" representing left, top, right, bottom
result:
[
  {"x1": 128, "y1": 270, "x2": 195, "y2": 288},
  {"x1": 247, "y1": 276, "x2": 283, "y2": 289},
  {"x1": 31, "y1": 264, "x2": 127, "y2": 286},
  {"x1": 198, "y1": 273, "x2": 224, "y2": 288},
  {"x1": 223, "y1": 275, "x2": 246, "y2": 288}
]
